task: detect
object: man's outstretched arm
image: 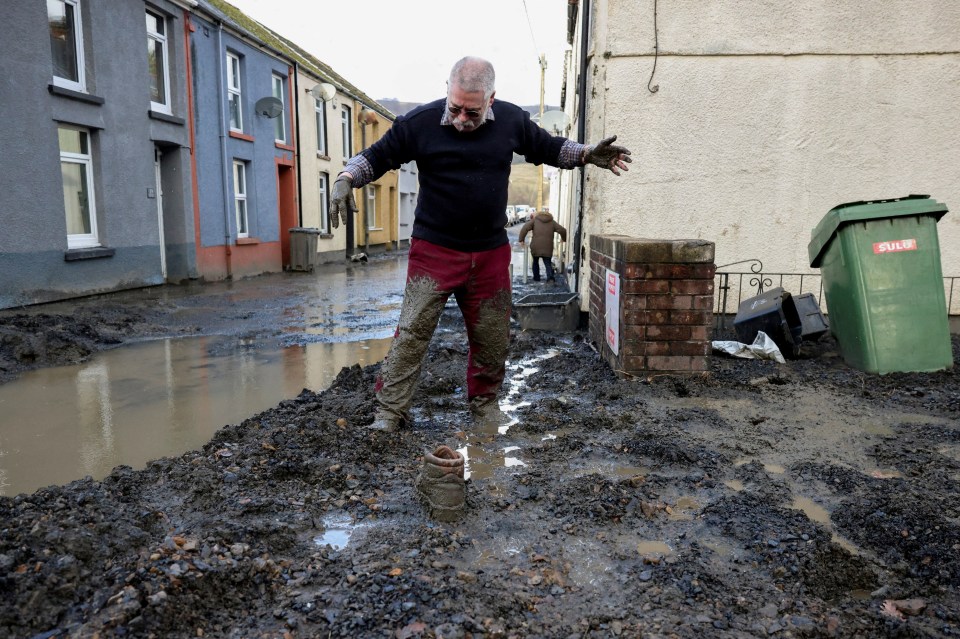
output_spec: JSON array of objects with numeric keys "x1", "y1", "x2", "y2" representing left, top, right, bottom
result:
[{"x1": 582, "y1": 135, "x2": 632, "y2": 176}]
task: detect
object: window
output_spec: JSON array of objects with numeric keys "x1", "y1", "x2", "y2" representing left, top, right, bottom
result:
[
  {"x1": 49, "y1": 0, "x2": 85, "y2": 91},
  {"x1": 227, "y1": 53, "x2": 243, "y2": 131},
  {"x1": 233, "y1": 160, "x2": 248, "y2": 237},
  {"x1": 59, "y1": 126, "x2": 98, "y2": 248},
  {"x1": 272, "y1": 74, "x2": 286, "y2": 143},
  {"x1": 318, "y1": 172, "x2": 330, "y2": 233},
  {"x1": 314, "y1": 98, "x2": 327, "y2": 156},
  {"x1": 341, "y1": 105, "x2": 352, "y2": 157},
  {"x1": 366, "y1": 185, "x2": 377, "y2": 229},
  {"x1": 146, "y1": 10, "x2": 170, "y2": 113}
]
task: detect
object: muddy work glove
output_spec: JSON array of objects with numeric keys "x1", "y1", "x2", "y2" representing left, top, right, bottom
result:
[
  {"x1": 330, "y1": 175, "x2": 358, "y2": 229},
  {"x1": 583, "y1": 135, "x2": 633, "y2": 176}
]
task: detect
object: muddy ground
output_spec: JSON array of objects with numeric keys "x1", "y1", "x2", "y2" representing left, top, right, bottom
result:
[{"x1": 2, "y1": 260, "x2": 960, "y2": 638}]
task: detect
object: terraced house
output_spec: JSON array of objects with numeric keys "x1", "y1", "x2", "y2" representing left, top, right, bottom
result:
[
  {"x1": 554, "y1": 0, "x2": 959, "y2": 317},
  {"x1": 0, "y1": 0, "x2": 412, "y2": 309},
  {"x1": 0, "y1": 0, "x2": 196, "y2": 308}
]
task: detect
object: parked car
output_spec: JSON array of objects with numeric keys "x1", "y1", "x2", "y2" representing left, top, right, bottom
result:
[{"x1": 513, "y1": 205, "x2": 531, "y2": 224}]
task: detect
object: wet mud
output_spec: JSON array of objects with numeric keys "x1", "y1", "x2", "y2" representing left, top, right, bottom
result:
[
  {"x1": 2, "y1": 268, "x2": 960, "y2": 637},
  {"x1": 0, "y1": 261, "x2": 405, "y2": 386}
]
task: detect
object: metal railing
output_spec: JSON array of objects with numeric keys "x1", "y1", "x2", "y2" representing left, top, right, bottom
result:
[{"x1": 714, "y1": 259, "x2": 960, "y2": 328}]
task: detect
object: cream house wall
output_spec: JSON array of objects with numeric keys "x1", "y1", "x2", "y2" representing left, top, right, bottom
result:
[
  {"x1": 296, "y1": 70, "x2": 348, "y2": 263},
  {"x1": 355, "y1": 110, "x2": 399, "y2": 251},
  {"x1": 564, "y1": 0, "x2": 960, "y2": 311}
]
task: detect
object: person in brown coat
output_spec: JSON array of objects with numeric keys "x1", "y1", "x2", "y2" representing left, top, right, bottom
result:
[{"x1": 518, "y1": 211, "x2": 567, "y2": 282}]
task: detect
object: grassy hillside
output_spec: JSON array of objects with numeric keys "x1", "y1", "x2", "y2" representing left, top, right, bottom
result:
[{"x1": 508, "y1": 161, "x2": 550, "y2": 210}]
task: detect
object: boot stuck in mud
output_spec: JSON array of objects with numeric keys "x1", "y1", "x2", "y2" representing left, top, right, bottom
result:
[{"x1": 415, "y1": 445, "x2": 466, "y2": 521}]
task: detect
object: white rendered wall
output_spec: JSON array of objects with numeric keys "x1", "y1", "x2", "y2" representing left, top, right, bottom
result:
[{"x1": 567, "y1": 0, "x2": 960, "y2": 310}]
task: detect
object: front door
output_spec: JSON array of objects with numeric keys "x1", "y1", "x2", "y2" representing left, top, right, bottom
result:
[
  {"x1": 277, "y1": 163, "x2": 297, "y2": 268},
  {"x1": 154, "y1": 148, "x2": 167, "y2": 279}
]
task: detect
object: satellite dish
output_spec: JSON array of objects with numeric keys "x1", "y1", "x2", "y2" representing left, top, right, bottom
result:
[
  {"x1": 539, "y1": 110, "x2": 571, "y2": 135},
  {"x1": 309, "y1": 82, "x2": 336, "y2": 102},
  {"x1": 254, "y1": 96, "x2": 283, "y2": 119}
]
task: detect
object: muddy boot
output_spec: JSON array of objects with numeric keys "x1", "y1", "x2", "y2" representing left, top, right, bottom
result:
[
  {"x1": 469, "y1": 396, "x2": 509, "y2": 428},
  {"x1": 368, "y1": 408, "x2": 406, "y2": 432},
  {"x1": 415, "y1": 445, "x2": 465, "y2": 522}
]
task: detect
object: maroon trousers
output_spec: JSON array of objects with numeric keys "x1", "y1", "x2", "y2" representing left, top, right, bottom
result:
[{"x1": 375, "y1": 238, "x2": 512, "y2": 419}]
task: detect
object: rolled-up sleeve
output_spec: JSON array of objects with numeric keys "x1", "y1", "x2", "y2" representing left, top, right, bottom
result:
[
  {"x1": 341, "y1": 154, "x2": 375, "y2": 188},
  {"x1": 557, "y1": 139, "x2": 588, "y2": 169}
]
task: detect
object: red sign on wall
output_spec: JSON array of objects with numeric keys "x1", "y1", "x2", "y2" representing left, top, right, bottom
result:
[
  {"x1": 605, "y1": 270, "x2": 619, "y2": 355},
  {"x1": 873, "y1": 239, "x2": 917, "y2": 254}
]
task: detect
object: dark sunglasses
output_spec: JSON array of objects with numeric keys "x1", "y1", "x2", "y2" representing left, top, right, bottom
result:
[{"x1": 447, "y1": 104, "x2": 483, "y2": 119}]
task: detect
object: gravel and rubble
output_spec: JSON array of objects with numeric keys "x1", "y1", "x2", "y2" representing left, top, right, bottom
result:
[{"x1": 1, "y1": 269, "x2": 959, "y2": 638}]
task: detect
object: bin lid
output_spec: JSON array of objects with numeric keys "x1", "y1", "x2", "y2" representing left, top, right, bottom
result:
[{"x1": 808, "y1": 194, "x2": 948, "y2": 268}]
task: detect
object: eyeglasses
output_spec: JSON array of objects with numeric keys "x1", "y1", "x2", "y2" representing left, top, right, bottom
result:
[{"x1": 447, "y1": 104, "x2": 483, "y2": 119}]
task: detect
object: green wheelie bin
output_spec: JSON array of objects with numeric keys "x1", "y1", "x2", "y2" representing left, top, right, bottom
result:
[{"x1": 808, "y1": 195, "x2": 953, "y2": 374}]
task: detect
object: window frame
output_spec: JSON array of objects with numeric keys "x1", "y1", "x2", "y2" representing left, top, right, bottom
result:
[
  {"x1": 233, "y1": 160, "x2": 249, "y2": 238},
  {"x1": 366, "y1": 185, "x2": 377, "y2": 230},
  {"x1": 146, "y1": 8, "x2": 171, "y2": 114},
  {"x1": 318, "y1": 172, "x2": 330, "y2": 233},
  {"x1": 49, "y1": 0, "x2": 86, "y2": 92},
  {"x1": 226, "y1": 52, "x2": 243, "y2": 132},
  {"x1": 271, "y1": 73, "x2": 286, "y2": 143},
  {"x1": 341, "y1": 105, "x2": 352, "y2": 158},
  {"x1": 58, "y1": 125, "x2": 99, "y2": 249},
  {"x1": 314, "y1": 97, "x2": 327, "y2": 156}
]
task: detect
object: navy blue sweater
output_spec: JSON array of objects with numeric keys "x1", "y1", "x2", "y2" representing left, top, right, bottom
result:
[{"x1": 359, "y1": 99, "x2": 567, "y2": 252}]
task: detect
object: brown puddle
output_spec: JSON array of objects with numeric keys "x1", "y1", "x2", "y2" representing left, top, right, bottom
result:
[
  {"x1": 791, "y1": 496, "x2": 831, "y2": 524},
  {"x1": 636, "y1": 541, "x2": 673, "y2": 557},
  {"x1": 733, "y1": 457, "x2": 786, "y2": 475},
  {"x1": 867, "y1": 468, "x2": 904, "y2": 479},
  {"x1": 724, "y1": 479, "x2": 745, "y2": 492},
  {"x1": 831, "y1": 533, "x2": 862, "y2": 556},
  {"x1": 667, "y1": 496, "x2": 700, "y2": 521},
  {"x1": 789, "y1": 495, "x2": 863, "y2": 555},
  {"x1": 0, "y1": 336, "x2": 392, "y2": 496}
]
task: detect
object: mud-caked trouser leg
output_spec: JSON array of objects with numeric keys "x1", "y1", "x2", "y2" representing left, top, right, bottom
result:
[
  {"x1": 455, "y1": 243, "x2": 512, "y2": 408},
  {"x1": 374, "y1": 239, "x2": 453, "y2": 422}
]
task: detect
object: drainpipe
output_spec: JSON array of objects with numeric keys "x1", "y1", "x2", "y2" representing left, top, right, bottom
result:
[
  {"x1": 215, "y1": 21, "x2": 233, "y2": 278},
  {"x1": 293, "y1": 61, "x2": 303, "y2": 227},
  {"x1": 182, "y1": 10, "x2": 201, "y2": 279},
  {"x1": 358, "y1": 107, "x2": 377, "y2": 252},
  {"x1": 572, "y1": 0, "x2": 590, "y2": 293},
  {"x1": 360, "y1": 118, "x2": 367, "y2": 251},
  {"x1": 345, "y1": 103, "x2": 355, "y2": 257}
]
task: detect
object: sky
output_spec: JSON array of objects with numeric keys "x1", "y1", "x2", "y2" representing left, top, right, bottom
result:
[{"x1": 223, "y1": 0, "x2": 570, "y2": 107}]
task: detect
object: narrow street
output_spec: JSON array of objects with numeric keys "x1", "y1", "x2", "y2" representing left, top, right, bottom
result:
[
  {"x1": 2, "y1": 226, "x2": 959, "y2": 638},
  {"x1": 0, "y1": 225, "x2": 544, "y2": 496}
]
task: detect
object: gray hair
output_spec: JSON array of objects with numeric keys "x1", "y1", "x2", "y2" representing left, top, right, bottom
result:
[{"x1": 448, "y1": 57, "x2": 496, "y2": 99}]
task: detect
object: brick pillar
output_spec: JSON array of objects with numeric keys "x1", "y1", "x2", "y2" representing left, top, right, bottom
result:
[{"x1": 589, "y1": 235, "x2": 716, "y2": 377}]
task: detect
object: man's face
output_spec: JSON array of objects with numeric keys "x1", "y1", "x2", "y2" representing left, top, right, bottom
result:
[{"x1": 446, "y1": 84, "x2": 494, "y2": 133}]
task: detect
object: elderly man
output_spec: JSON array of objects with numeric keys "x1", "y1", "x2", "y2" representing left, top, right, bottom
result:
[{"x1": 332, "y1": 56, "x2": 631, "y2": 432}]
